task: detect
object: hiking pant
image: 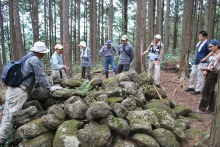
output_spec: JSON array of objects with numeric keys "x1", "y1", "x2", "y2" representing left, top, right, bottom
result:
[
  {"x1": 188, "y1": 63, "x2": 207, "y2": 92},
  {"x1": 0, "y1": 87, "x2": 28, "y2": 144},
  {"x1": 82, "y1": 66, "x2": 91, "y2": 80},
  {"x1": 117, "y1": 64, "x2": 130, "y2": 74},
  {"x1": 148, "y1": 60, "x2": 160, "y2": 85},
  {"x1": 52, "y1": 69, "x2": 67, "y2": 82},
  {"x1": 199, "y1": 72, "x2": 218, "y2": 112},
  {"x1": 104, "y1": 56, "x2": 117, "y2": 75}
]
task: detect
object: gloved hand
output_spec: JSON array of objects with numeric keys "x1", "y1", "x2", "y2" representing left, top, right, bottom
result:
[{"x1": 50, "y1": 86, "x2": 62, "y2": 92}]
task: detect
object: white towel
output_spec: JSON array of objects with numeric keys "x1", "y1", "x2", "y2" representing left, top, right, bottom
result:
[{"x1": 196, "y1": 39, "x2": 207, "y2": 52}]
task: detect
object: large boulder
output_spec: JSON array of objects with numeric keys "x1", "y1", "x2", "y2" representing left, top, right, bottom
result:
[
  {"x1": 175, "y1": 117, "x2": 190, "y2": 130},
  {"x1": 112, "y1": 136, "x2": 137, "y2": 147},
  {"x1": 130, "y1": 133, "x2": 160, "y2": 147},
  {"x1": 53, "y1": 120, "x2": 83, "y2": 147},
  {"x1": 23, "y1": 100, "x2": 45, "y2": 115},
  {"x1": 62, "y1": 78, "x2": 82, "y2": 88},
  {"x1": 111, "y1": 103, "x2": 128, "y2": 118},
  {"x1": 100, "y1": 115, "x2": 130, "y2": 137},
  {"x1": 41, "y1": 114, "x2": 64, "y2": 130},
  {"x1": 143, "y1": 85, "x2": 167, "y2": 99},
  {"x1": 13, "y1": 106, "x2": 41, "y2": 128},
  {"x1": 64, "y1": 98, "x2": 87, "y2": 120},
  {"x1": 86, "y1": 101, "x2": 110, "y2": 121},
  {"x1": 140, "y1": 72, "x2": 154, "y2": 85},
  {"x1": 108, "y1": 97, "x2": 124, "y2": 105},
  {"x1": 18, "y1": 132, "x2": 54, "y2": 147},
  {"x1": 126, "y1": 69, "x2": 143, "y2": 85},
  {"x1": 152, "y1": 128, "x2": 180, "y2": 147},
  {"x1": 105, "y1": 87, "x2": 123, "y2": 97},
  {"x1": 116, "y1": 72, "x2": 131, "y2": 82},
  {"x1": 50, "y1": 88, "x2": 72, "y2": 100},
  {"x1": 17, "y1": 118, "x2": 49, "y2": 139},
  {"x1": 30, "y1": 87, "x2": 49, "y2": 102},
  {"x1": 119, "y1": 81, "x2": 137, "y2": 95},
  {"x1": 126, "y1": 110, "x2": 160, "y2": 128},
  {"x1": 102, "y1": 77, "x2": 119, "y2": 89},
  {"x1": 173, "y1": 105, "x2": 192, "y2": 117},
  {"x1": 128, "y1": 117, "x2": 152, "y2": 134},
  {"x1": 78, "y1": 121, "x2": 111, "y2": 147},
  {"x1": 121, "y1": 98, "x2": 136, "y2": 111},
  {"x1": 95, "y1": 94, "x2": 109, "y2": 103}
]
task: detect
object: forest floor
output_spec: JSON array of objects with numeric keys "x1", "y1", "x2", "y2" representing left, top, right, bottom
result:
[{"x1": 0, "y1": 69, "x2": 213, "y2": 146}]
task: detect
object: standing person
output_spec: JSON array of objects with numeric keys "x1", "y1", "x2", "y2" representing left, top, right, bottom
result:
[
  {"x1": 99, "y1": 40, "x2": 117, "y2": 78},
  {"x1": 117, "y1": 35, "x2": 134, "y2": 74},
  {"x1": 0, "y1": 41, "x2": 62, "y2": 145},
  {"x1": 50, "y1": 44, "x2": 69, "y2": 83},
  {"x1": 142, "y1": 34, "x2": 164, "y2": 86},
  {"x1": 196, "y1": 39, "x2": 220, "y2": 113},
  {"x1": 185, "y1": 31, "x2": 210, "y2": 95},
  {"x1": 79, "y1": 41, "x2": 91, "y2": 80}
]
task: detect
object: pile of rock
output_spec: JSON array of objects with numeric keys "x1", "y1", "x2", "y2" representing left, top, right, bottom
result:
[{"x1": 11, "y1": 69, "x2": 208, "y2": 147}]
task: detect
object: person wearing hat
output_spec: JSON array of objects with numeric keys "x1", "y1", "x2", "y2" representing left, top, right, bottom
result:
[
  {"x1": 50, "y1": 44, "x2": 69, "y2": 83},
  {"x1": 99, "y1": 40, "x2": 117, "y2": 78},
  {"x1": 79, "y1": 41, "x2": 91, "y2": 80},
  {"x1": 0, "y1": 41, "x2": 62, "y2": 144},
  {"x1": 142, "y1": 34, "x2": 164, "y2": 86},
  {"x1": 117, "y1": 35, "x2": 134, "y2": 73},
  {"x1": 196, "y1": 39, "x2": 220, "y2": 114},
  {"x1": 185, "y1": 30, "x2": 211, "y2": 95}
]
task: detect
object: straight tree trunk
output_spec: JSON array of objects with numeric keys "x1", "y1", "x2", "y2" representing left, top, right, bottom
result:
[
  {"x1": 29, "y1": 0, "x2": 39, "y2": 42},
  {"x1": 123, "y1": 0, "x2": 128, "y2": 34},
  {"x1": 90, "y1": 0, "x2": 97, "y2": 63},
  {"x1": 204, "y1": 0, "x2": 216, "y2": 40},
  {"x1": 62, "y1": 0, "x2": 73, "y2": 77},
  {"x1": 77, "y1": 0, "x2": 80, "y2": 64},
  {"x1": 179, "y1": 0, "x2": 194, "y2": 79},
  {"x1": 49, "y1": 0, "x2": 53, "y2": 55},
  {"x1": 101, "y1": 0, "x2": 104, "y2": 45},
  {"x1": 209, "y1": 76, "x2": 220, "y2": 146},
  {"x1": 172, "y1": 0, "x2": 179, "y2": 52},
  {"x1": 135, "y1": 0, "x2": 146, "y2": 74},
  {"x1": 97, "y1": 0, "x2": 101, "y2": 50},
  {"x1": 44, "y1": 0, "x2": 48, "y2": 47},
  {"x1": 156, "y1": 0, "x2": 163, "y2": 38},
  {"x1": 74, "y1": 0, "x2": 77, "y2": 64},
  {"x1": 191, "y1": 0, "x2": 198, "y2": 52},
  {"x1": 109, "y1": 0, "x2": 113, "y2": 40},
  {"x1": 198, "y1": 0, "x2": 204, "y2": 32},
  {"x1": 54, "y1": 0, "x2": 56, "y2": 43},
  {"x1": 148, "y1": 0, "x2": 155, "y2": 46},
  {"x1": 0, "y1": 1, "x2": 6, "y2": 65},
  {"x1": 164, "y1": 0, "x2": 170, "y2": 53}
]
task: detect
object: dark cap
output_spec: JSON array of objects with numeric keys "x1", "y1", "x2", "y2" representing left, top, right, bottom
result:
[{"x1": 210, "y1": 39, "x2": 220, "y2": 48}]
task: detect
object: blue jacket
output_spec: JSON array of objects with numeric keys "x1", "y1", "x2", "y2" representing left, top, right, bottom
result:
[
  {"x1": 194, "y1": 41, "x2": 210, "y2": 65},
  {"x1": 50, "y1": 52, "x2": 64, "y2": 70},
  {"x1": 118, "y1": 44, "x2": 134, "y2": 65}
]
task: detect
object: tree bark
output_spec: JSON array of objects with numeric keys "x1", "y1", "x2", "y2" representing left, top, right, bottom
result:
[
  {"x1": 101, "y1": 0, "x2": 104, "y2": 45},
  {"x1": 156, "y1": 0, "x2": 163, "y2": 38},
  {"x1": 90, "y1": 0, "x2": 97, "y2": 63},
  {"x1": 123, "y1": 0, "x2": 128, "y2": 34},
  {"x1": 62, "y1": 0, "x2": 73, "y2": 77},
  {"x1": 172, "y1": 0, "x2": 179, "y2": 52},
  {"x1": 209, "y1": 75, "x2": 220, "y2": 147},
  {"x1": 198, "y1": 0, "x2": 204, "y2": 32},
  {"x1": 204, "y1": 0, "x2": 216, "y2": 40},
  {"x1": 109, "y1": 0, "x2": 113, "y2": 40},
  {"x1": 164, "y1": 0, "x2": 170, "y2": 53},
  {"x1": 49, "y1": 0, "x2": 54, "y2": 55},
  {"x1": 77, "y1": 0, "x2": 80, "y2": 64},
  {"x1": 191, "y1": 0, "x2": 198, "y2": 52},
  {"x1": 135, "y1": 0, "x2": 146, "y2": 74},
  {"x1": 148, "y1": 0, "x2": 155, "y2": 46},
  {"x1": 0, "y1": 1, "x2": 6, "y2": 65},
  {"x1": 29, "y1": 0, "x2": 39, "y2": 43},
  {"x1": 179, "y1": 0, "x2": 194, "y2": 79}
]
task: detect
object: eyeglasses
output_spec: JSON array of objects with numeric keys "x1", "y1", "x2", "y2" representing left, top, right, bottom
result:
[{"x1": 209, "y1": 46, "x2": 214, "y2": 48}]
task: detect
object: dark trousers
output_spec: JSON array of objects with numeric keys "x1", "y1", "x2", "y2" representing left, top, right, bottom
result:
[
  {"x1": 199, "y1": 72, "x2": 219, "y2": 112},
  {"x1": 82, "y1": 66, "x2": 91, "y2": 80},
  {"x1": 117, "y1": 64, "x2": 130, "y2": 74}
]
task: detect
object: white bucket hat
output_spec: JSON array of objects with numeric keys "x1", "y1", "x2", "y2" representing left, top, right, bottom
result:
[
  {"x1": 79, "y1": 41, "x2": 87, "y2": 47},
  {"x1": 54, "y1": 44, "x2": 63, "y2": 50},
  {"x1": 30, "y1": 41, "x2": 49, "y2": 53},
  {"x1": 121, "y1": 35, "x2": 128, "y2": 40},
  {"x1": 154, "y1": 34, "x2": 161, "y2": 39}
]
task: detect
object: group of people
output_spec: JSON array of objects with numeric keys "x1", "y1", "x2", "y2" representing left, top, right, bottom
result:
[
  {"x1": 185, "y1": 30, "x2": 220, "y2": 114},
  {"x1": 1, "y1": 30, "x2": 219, "y2": 144}
]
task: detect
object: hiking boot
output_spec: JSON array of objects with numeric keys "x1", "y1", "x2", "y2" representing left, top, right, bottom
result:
[
  {"x1": 185, "y1": 88, "x2": 195, "y2": 92},
  {"x1": 106, "y1": 73, "x2": 109, "y2": 79},
  {"x1": 190, "y1": 91, "x2": 200, "y2": 95}
]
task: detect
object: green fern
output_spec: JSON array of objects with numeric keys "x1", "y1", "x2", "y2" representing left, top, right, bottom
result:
[{"x1": 82, "y1": 79, "x2": 95, "y2": 93}]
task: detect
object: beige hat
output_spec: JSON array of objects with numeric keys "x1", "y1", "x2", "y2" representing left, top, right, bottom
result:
[
  {"x1": 79, "y1": 41, "x2": 87, "y2": 47},
  {"x1": 30, "y1": 41, "x2": 49, "y2": 53},
  {"x1": 121, "y1": 35, "x2": 128, "y2": 40},
  {"x1": 154, "y1": 34, "x2": 161, "y2": 39},
  {"x1": 54, "y1": 44, "x2": 63, "y2": 50}
]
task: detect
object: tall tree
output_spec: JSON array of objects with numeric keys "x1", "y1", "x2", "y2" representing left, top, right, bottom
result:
[
  {"x1": 198, "y1": 0, "x2": 204, "y2": 32},
  {"x1": 109, "y1": 0, "x2": 113, "y2": 40},
  {"x1": 209, "y1": 77, "x2": 220, "y2": 146},
  {"x1": 135, "y1": 0, "x2": 146, "y2": 73},
  {"x1": 77, "y1": 0, "x2": 80, "y2": 63},
  {"x1": 49, "y1": 0, "x2": 54, "y2": 54},
  {"x1": 156, "y1": 0, "x2": 164, "y2": 38},
  {"x1": 172, "y1": 0, "x2": 179, "y2": 52},
  {"x1": 122, "y1": 0, "x2": 128, "y2": 34},
  {"x1": 191, "y1": 0, "x2": 198, "y2": 51},
  {"x1": 204, "y1": 0, "x2": 216, "y2": 40},
  {"x1": 148, "y1": 0, "x2": 155, "y2": 46},
  {"x1": 179, "y1": 0, "x2": 194, "y2": 79},
  {"x1": 164, "y1": 0, "x2": 170, "y2": 53},
  {"x1": 0, "y1": 1, "x2": 6, "y2": 65},
  {"x1": 29, "y1": 0, "x2": 39, "y2": 42},
  {"x1": 62, "y1": 0, "x2": 73, "y2": 77},
  {"x1": 90, "y1": 0, "x2": 97, "y2": 62},
  {"x1": 9, "y1": 0, "x2": 25, "y2": 60}
]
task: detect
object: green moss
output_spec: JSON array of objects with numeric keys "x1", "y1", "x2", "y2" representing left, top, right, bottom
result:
[
  {"x1": 103, "y1": 77, "x2": 117, "y2": 84},
  {"x1": 188, "y1": 113, "x2": 204, "y2": 122},
  {"x1": 111, "y1": 116, "x2": 123, "y2": 128},
  {"x1": 108, "y1": 97, "x2": 123, "y2": 105}
]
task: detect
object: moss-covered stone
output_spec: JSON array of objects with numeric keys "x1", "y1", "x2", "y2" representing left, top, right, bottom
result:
[
  {"x1": 188, "y1": 113, "x2": 204, "y2": 122},
  {"x1": 143, "y1": 85, "x2": 167, "y2": 99},
  {"x1": 185, "y1": 128, "x2": 209, "y2": 141},
  {"x1": 62, "y1": 78, "x2": 82, "y2": 88},
  {"x1": 51, "y1": 88, "x2": 72, "y2": 100},
  {"x1": 175, "y1": 118, "x2": 190, "y2": 130},
  {"x1": 53, "y1": 120, "x2": 83, "y2": 147},
  {"x1": 131, "y1": 133, "x2": 160, "y2": 147},
  {"x1": 108, "y1": 97, "x2": 123, "y2": 105},
  {"x1": 173, "y1": 105, "x2": 192, "y2": 117},
  {"x1": 140, "y1": 72, "x2": 154, "y2": 85}
]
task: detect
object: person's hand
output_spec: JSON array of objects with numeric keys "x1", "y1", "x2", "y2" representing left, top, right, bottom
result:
[
  {"x1": 200, "y1": 67, "x2": 207, "y2": 71},
  {"x1": 202, "y1": 70, "x2": 207, "y2": 76},
  {"x1": 50, "y1": 86, "x2": 62, "y2": 92},
  {"x1": 141, "y1": 52, "x2": 145, "y2": 56},
  {"x1": 64, "y1": 65, "x2": 70, "y2": 70},
  {"x1": 200, "y1": 58, "x2": 206, "y2": 62},
  {"x1": 157, "y1": 60, "x2": 160, "y2": 64}
]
